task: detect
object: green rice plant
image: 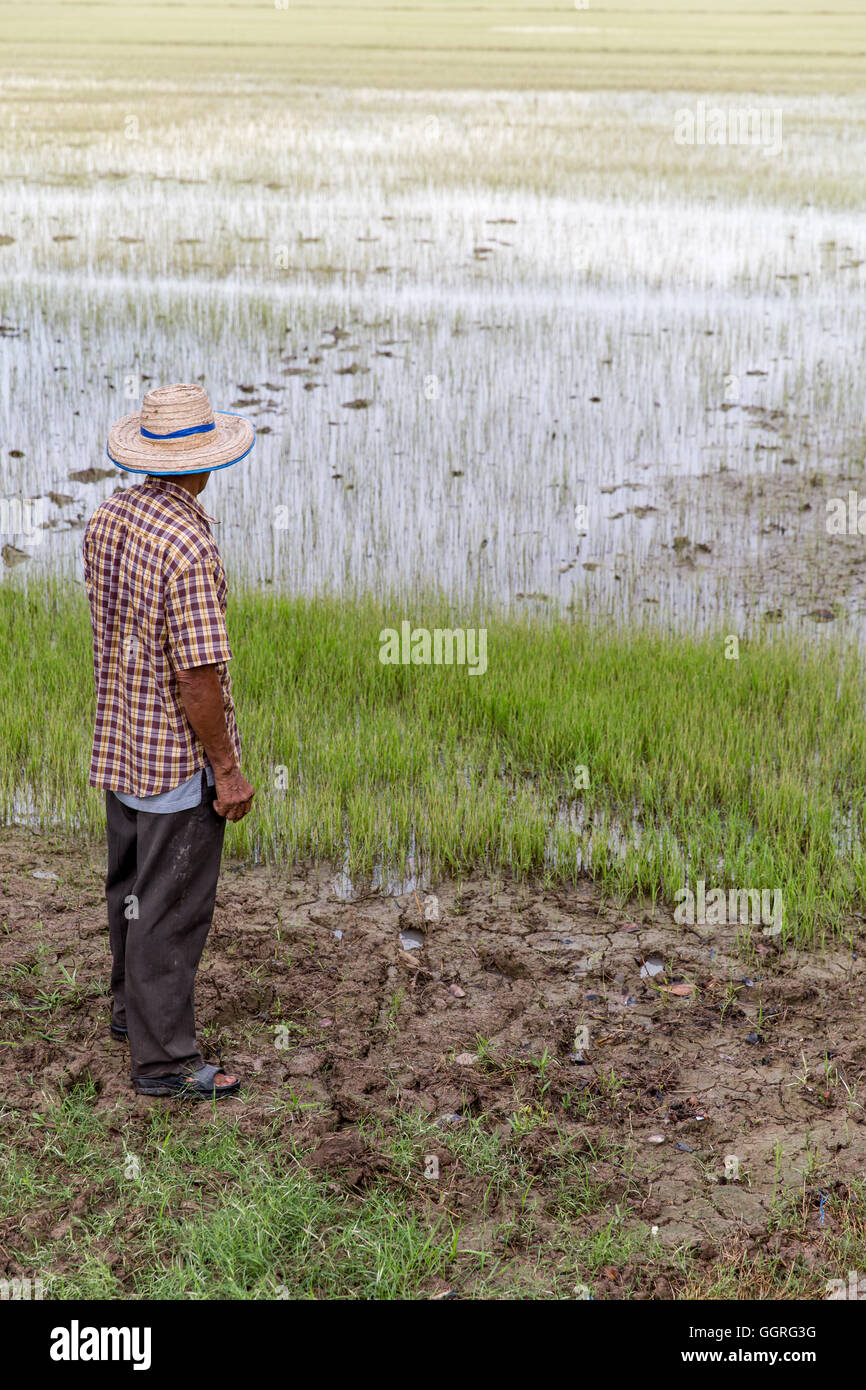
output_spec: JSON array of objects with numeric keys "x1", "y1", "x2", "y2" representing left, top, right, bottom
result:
[{"x1": 3, "y1": 581, "x2": 866, "y2": 945}]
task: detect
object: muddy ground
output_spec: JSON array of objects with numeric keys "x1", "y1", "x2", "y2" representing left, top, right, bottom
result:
[
  {"x1": 656, "y1": 463, "x2": 866, "y2": 621},
  {"x1": 1, "y1": 826, "x2": 864, "y2": 1298}
]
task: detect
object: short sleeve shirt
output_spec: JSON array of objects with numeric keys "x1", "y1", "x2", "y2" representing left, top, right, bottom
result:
[{"x1": 82, "y1": 477, "x2": 241, "y2": 796}]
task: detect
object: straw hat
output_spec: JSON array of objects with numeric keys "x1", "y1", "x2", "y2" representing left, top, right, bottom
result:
[{"x1": 106, "y1": 383, "x2": 256, "y2": 475}]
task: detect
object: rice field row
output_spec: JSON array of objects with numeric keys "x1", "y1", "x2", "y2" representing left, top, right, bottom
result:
[
  {"x1": 1, "y1": 77, "x2": 865, "y2": 628},
  {"x1": 3, "y1": 0, "x2": 865, "y2": 94},
  {"x1": 3, "y1": 581, "x2": 866, "y2": 946}
]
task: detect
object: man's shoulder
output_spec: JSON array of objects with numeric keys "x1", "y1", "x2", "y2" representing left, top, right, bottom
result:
[
  {"x1": 83, "y1": 487, "x2": 136, "y2": 556},
  {"x1": 85, "y1": 483, "x2": 151, "y2": 534},
  {"x1": 84, "y1": 485, "x2": 132, "y2": 528},
  {"x1": 85, "y1": 484, "x2": 222, "y2": 575}
]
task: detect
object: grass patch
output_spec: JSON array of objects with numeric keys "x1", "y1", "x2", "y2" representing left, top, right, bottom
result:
[
  {"x1": 0, "y1": 1084, "x2": 643, "y2": 1300},
  {"x1": 3, "y1": 1086, "x2": 863, "y2": 1300},
  {"x1": 2, "y1": 580, "x2": 866, "y2": 943}
]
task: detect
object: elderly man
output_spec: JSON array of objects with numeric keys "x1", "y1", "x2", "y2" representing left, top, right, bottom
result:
[{"x1": 83, "y1": 383, "x2": 256, "y2": 1100}]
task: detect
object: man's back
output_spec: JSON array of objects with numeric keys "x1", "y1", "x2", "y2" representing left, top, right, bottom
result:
[
  {"x1": 90, "y1": 382, "x2": 254, "y2": 1099},
  {"x1": 83, "y1": 476, "x2": 239, "y2": 796}
]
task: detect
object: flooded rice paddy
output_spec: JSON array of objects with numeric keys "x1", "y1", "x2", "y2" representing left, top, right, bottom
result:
[{"x1": 1, "y1": 81, "x2": 865, "y2": 634}]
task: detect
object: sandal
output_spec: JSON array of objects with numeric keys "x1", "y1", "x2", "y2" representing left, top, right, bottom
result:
[
  {"x1": 110, "y1": 1019, "x2": 128, "y2": 1041},
  {"x1": 133, "y1": 1062, "x2": 241, "y2": 1100}
]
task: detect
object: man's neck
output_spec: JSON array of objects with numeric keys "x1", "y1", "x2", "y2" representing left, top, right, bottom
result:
[
  {"x1": 171, "y1": 472, "x2": 209, "y2": 498},
  {"x1": 147, "y1": 472, "x2": 209, "y2": 498}
]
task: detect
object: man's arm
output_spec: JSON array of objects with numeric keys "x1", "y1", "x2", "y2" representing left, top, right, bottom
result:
[{"x1": 175, "y1": 664, "x2": 255, "y2": 822}]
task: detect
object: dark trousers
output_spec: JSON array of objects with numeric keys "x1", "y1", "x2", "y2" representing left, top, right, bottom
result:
[{"x1": 104, "y1": 771, "x2": 226, "y2": 1079}]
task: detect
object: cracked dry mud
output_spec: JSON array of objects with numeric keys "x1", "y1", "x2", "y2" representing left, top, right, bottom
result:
[{"x1": 1, "y1": 827, "x2": 864, "y2": 1285}]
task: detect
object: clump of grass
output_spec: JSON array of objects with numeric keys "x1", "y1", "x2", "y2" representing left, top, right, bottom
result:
[
  {"x1": 3, "y1": 580, "x2": 866, "y2": 944},
  {"x1": 0, "y1": 1087, "x2": 458, "y2": 1300},
  {"x1": 4, "y1": 1084, "x2": 863, "y2": 1301}
]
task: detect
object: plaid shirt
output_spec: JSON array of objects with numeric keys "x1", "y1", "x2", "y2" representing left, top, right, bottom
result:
[{"x1": 83, "y1": 477, "x2": 240, "y2": 796}]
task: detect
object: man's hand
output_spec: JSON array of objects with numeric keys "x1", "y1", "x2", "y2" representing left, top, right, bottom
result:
[
  {"x1": 175, "y1": 664, "x2": 255, "y2": 822},
  {"x1": 212, "y1": 765, "x2": 255, "y2": 822}
]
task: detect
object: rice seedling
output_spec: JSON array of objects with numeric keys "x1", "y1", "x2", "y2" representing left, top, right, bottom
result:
[
  {"x1": 2, "y1": 581, "x2": 865, "y2": 944},
  {"x1": 0, "y1": 58, "x2": 864, "y2": 635}
]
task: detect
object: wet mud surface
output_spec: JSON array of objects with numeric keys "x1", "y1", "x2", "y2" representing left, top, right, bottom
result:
[
  {"x1": 1, "y1": 827, "x2": 864, "y2": 1295},
  {"x1": 635, "y1": 465, "x2": 866, "y2": 629}
]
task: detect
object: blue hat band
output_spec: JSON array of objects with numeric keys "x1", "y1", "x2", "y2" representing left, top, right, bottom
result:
[{"x1": 140, "y1": 421, "x2": 216, "y2": 440}]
